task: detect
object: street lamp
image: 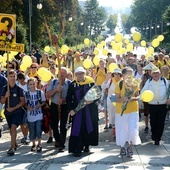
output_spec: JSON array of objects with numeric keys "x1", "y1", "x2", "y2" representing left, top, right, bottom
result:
[
  {"x1": 29, "y1": 0, "x2": 32, "y2": 52},
  {"x1": 37, "y1": 3, "x2": 43, "y2": 10}
]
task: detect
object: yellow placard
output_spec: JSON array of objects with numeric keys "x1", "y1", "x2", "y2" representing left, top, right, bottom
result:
[
  {"x1": 0, "y1": 42, "x2": 24, "y2": 52},
  {"x1": 0, "y1": 13, "x2": 16, "y2": 43}
]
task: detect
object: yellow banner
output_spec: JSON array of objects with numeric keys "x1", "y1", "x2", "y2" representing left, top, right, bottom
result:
[
  {"x1": 0, "y1": 13, "x2": 16, "y2": 44},
  {"x1": 0, "y1": 43, "x2": 24, "y2": 52}
]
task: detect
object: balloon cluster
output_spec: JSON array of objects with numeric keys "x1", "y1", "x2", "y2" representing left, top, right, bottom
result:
[
  {"x1": 37, "y1": 67, "x2": 52, "y2": 82},
  {"x1": 20, "y1": 55, "x2": 33, "y2": 71}
]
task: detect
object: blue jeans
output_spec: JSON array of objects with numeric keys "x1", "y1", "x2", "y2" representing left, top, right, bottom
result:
[{"x1": 28, "y1": 120, "x2": 42, "y2": 141}]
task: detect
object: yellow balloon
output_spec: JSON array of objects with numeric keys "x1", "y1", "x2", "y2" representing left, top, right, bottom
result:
[
  {"x1": 0, "y1": 55, "x2": 3, "y2": 63},
  {"x1": 132, "y1": 32, "x2": 141, "y2": 41},
  {"x1": 93, "y1": 56, "x2": 100, "y2": 66},
  {"x1": 9, "y1": 53, "x2": 14, "y2": 61},
  {"x1": 102, "y1": 49, "x2": 108, "y2": 56},
  {"x1": 3, "y1": 53, "x2": 7, "y2": 58},
  {"x1": 157, "y1": 35, "x2": 164, "y2": 41},
  {"x1": 101, "y1": 41, "x2": 106, "y2": 46},
  {"x1": 141, "y1": 40, "x2": 146, "y2": 47},
  {"x1": 84, "y1": 38, "x2": 90, "y2": 45},
  {"x1": 124, "y1": 38, "x2": 129, "y2": 44},
  {"x1": 112, "y1": 102, "x2": 116, "y2": 106},
  {"x1": 109, "y1": 63, "x2": 118, "y2": 72},
  {"x1": 117, "y1": 48, "x2": 124, "y2": 55},
  {"x1": 61, "y1": 45, "x2": 69, "y2": 55},
  {"x1": 44, "y1": 46, "x2": 50, "y2": 52},
  {"x1": 10, "y1": 51, "x2": 18, "y2": 56},
  {"x1": 20, "y1": 64, "x2": 28, "y2": 72},
  {"x1": 37, "y1": 67, "x2": 47, "y2": 76},
  {"x1": 41, "y1": 70, "x2": 52, "y2": 82},
  {"x1": 1, "y1": 62, "x2": 6, "y2": 67},
  {"x1": 1, "y1": 109, "x2": 5, "y2": 119},
  {"x1": 112, "y1": 43, "x2": 120, "y2": 51},
  {"x1": 115, "y1": 33, "x2": 123, "y2": 42},
  {"x1": 152, "y1": 39, "x2": 160, "y2": 48},
  {"x1": 22, "y1": 55, "x2": 32, "y2": 67},
  {"x1": 94, "y1": 49, "x2": 99, "y2": 56},
  {"x1": 141, "y1": 90, "x2": 154, "y2": 102},
  {"x1": 126, "y1": 43, "x2": 133, "y2": 51},
  {"x1": 97, "y1": 44, "x2": 102, "y2": 49},
  {"x1": 111, "y1": 41, "x2": 115, "y2": 46},
  {"x1": 148, "y1": 47, "x2": 154, "y2": 54},
  {"x1": 83, "y1": 59, "x2": 92, "y2": 69}
]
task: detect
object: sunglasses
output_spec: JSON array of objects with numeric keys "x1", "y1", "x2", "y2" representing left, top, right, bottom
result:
[{"x1": 31, "y1": 67, "x2": 37, "y2": 68}]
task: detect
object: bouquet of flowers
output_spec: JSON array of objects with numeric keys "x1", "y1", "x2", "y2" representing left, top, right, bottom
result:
[
  {"x1": 66, "y1": 84, "x2": 101, "y2": 129},
  {"x1": 121, "y1": 76, "x2": 140, "y2": 116},
  {"x1": 0, "y1": 28, "x2": 15, "y2": 44}
]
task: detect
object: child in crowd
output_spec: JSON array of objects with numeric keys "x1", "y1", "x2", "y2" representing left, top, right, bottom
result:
[{"x1": 25, "y1": 78, "x2": 46, "y2": 152}]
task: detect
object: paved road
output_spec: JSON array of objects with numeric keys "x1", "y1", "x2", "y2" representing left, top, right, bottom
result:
[{"x1": 0, "y1": 112, "x2": 170, "y2": 170}]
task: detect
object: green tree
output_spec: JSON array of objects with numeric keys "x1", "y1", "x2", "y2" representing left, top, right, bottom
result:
[
  {"x1": 84, "y1": 0, "x2": 106, "y2": 41},
  {"x1": 162, "y1": 5, "x2": 170, "y2": 47},
  {"x1": 128, "y1": 0, "x2": 170, "y2": 40},
  {"x1": 106, "y1": 14, "x2": 117, "y2": 34}
]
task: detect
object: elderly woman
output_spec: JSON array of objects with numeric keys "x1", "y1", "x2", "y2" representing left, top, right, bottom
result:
[
  {"x1": 115, "y1": 67, "x2": 141, "y2": 158},
  {"x1": 66, "y1": 66, "x2": 99, "y2": 157}
]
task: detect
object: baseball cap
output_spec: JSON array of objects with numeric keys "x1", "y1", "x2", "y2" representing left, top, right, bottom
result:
[{"x1": 75, "y1": 66, "x2": 86, "y2": 73}]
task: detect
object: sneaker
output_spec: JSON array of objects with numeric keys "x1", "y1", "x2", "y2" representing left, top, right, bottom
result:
[
  {"x1": 31, "y1": 145, "x2": 36, "y2": 152},
  {"x1": 120, "y1": 147, "x2": 126, "y2": 155},
  {"x1": 14, "y1": 144, "x2": 18, "y2": 151},
  {"x1": 144, "y1": 127, "x2": 149, "y2": 133},
  {"x1": 7, "y1": 148, "x2": 15, "y2": 156},
  {"x1": 104, "y1": 125, "x2": 108, "y2": 129},
  {"x1": 47, "y1": 137, "x2": 53, "y2": 143},
  {"x1": 37, "y1": 145, "x2": 42, "y2": 152},
  {"x1": 108, "y1": 124, "x2": 112, "y2": 129},
  {"x1": 25, "y1": 138, "x2": 30, "y2": 144},
  {"x1": 21, "y1": 137, "x2": 30, "y2": 144},
  {"x1": 126, "y1": 146, "x2": 133, "y2": 158}
]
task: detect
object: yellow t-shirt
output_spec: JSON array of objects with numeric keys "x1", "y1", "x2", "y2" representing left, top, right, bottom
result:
[
  {"x1": 95, "y1": 68, "x2": 107, "y2": 86},
  {"x1": 74, "y1": 59, "x2": 84, "y2": 70},
  {"x1": 28, "y1": 72, "x2": 37, "y2": 78},
  {"x1": 115, "y1": 81, "x2": 139, "y2": 114}
]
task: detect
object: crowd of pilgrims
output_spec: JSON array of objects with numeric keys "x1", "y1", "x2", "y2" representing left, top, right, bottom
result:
[{"x1": 0, "y1": 48, "x2": 170, "y2": 158}]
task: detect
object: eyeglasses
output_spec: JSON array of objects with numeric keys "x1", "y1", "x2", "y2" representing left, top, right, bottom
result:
[{"x1": 31, "y1": 67, "x2": 37, "y2": 69}]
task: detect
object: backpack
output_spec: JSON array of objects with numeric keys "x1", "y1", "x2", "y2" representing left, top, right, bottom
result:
[
  {"x1": 25, "y1": 90, "x2": 42, "y2": 104},
  {"x1": 96, "y1": 67, "x2": 107, "y2": 74},
  {"x1": 119, "y1": 80, "x2": 123, "y2": 91},
  {"x1": 52, "y1": 79, "x2": 71, "y2": 88},
  {"x1": 149, "y1": 77, "x2": 167, "y2": 87}
]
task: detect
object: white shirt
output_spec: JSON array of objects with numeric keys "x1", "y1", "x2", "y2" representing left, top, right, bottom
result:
[
  {"x1": 140, "y1": 77, "x2": 169, "y2": 105},
  {"x1": 25, "y1": 90, "x2": 46, "y2": 122}
]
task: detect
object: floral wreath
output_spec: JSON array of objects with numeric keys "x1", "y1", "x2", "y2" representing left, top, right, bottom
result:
[{"x1": 0, "y1": 27, "x2": 15, "y2": 44}]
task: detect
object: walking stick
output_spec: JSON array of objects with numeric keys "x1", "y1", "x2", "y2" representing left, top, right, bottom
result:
[
  {"x1": 5, "y1": 45, "x2": 10, "y2": 107},
  {"x1": 44, "y1": 16, "x2": 65, "y2": 120}
]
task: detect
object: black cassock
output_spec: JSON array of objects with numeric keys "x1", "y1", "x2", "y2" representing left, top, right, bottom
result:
[{"x1": 66, "y1": 81, "x2": 99, "y2": 154}]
